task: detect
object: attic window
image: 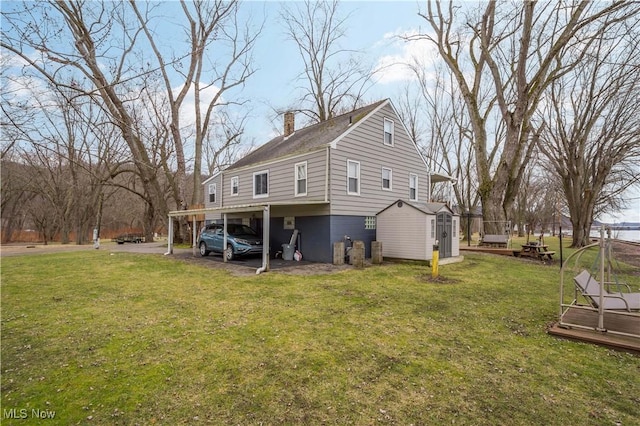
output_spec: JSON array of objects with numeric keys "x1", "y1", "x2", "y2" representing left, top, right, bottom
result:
[{"x1": 383, "y1": 118, "x2": 394, "y2": 146}]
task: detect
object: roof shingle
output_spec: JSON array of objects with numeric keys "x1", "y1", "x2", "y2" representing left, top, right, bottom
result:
[{"x1": 228, "y1": 99, "x2": 387, "y2": 170}]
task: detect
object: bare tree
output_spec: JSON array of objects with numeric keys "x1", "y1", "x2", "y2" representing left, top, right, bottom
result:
[
  {"x1": 129, "y1": 0, "x2": 260, "y2": 209},
  {"x1": 415, "y1": 1, "x2": 639, "y2": 234},
  {"x1": 281, "y1": 0, "x2": 374, "y2": 123},
  {"x1": 396, "y1": 62, "x2": 479, "y2": 230},
  {"x1": 537, "y1": 18, "x2": 640, "y2": 247},
  {"x1": 2, "y1": 1, "x2": 259, "y2": 242}
]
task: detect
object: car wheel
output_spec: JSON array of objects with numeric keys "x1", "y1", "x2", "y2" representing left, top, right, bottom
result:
[
  {"x1": 225, "y1": 244, "x2": 234, "y2": 261},
  {"x1": 199, "y1": 242, "x2": 210, "y2": 257}
]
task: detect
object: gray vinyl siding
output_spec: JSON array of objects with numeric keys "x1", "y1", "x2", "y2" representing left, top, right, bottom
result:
[
  {"x1": 202, "y1": 174, "x2": 222, "y2": 223},
  {"x1": 204, "y1": 174, "x2": 222, "y2": 209},
  {"x1": 330, "y1": 103, "x2": 432, "y2": 216},
  {"x1": 219, "y1": 149, "x2": 327, "y2": 206}
]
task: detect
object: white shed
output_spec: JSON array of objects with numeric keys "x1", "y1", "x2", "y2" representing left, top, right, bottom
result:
[{"x1": 376, "y1": 200, "x2": 460, "y2": 261}]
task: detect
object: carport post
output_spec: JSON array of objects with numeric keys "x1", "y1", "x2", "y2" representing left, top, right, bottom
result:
[
  {"x1": 223, "y1": 213, "x2": 228, "y2": 263},
  {"x1": 256, "y1": 205, "x2": 270, "y2": 274},
  {"x1": 192, "y1": 216, "x2": 197, "y2": 256},
  {"x1": 166, "y1": 216, "x2": 174, "y2": 255}
]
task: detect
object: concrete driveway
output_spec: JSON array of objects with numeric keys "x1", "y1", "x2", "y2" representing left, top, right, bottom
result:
[{"x1": 1, "y1": 241, "x2": 351, "y2": 275}]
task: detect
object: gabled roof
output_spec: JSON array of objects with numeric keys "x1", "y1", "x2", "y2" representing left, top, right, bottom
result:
[{"x1": 227, "y1": 99, "x2": 388, "y2": 170}]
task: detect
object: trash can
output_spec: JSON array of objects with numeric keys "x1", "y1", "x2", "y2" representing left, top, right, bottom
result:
[{"x1": 282, "y1": 244, "x2": 295, "y2": 261}]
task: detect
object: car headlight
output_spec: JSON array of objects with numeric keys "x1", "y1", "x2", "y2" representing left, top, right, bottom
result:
[{"x1": 235, "y1": 238, "x2": 249, "y2": 245}]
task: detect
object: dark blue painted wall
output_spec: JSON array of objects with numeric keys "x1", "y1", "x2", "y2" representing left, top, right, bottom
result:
[
  {"x1": 269, "y1": 216, "x2": 332, "y2": 263},
  {"x1": 329, "y1": 215, "x2": 376, "y2": 258},
  {"x1": 264, "y1": 214, "x2": 375, "y2": 263}
]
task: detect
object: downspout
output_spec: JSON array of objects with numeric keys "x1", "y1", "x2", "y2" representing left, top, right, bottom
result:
[
  {"x1": 223, "y1": 213, "x2": 228, "y2": 263},
  {"x1": 256, "y1": 205, "x2": 270, "y2": 274},
  {"x1": 428, "y1": 172, "x2": 432, "y2": 202},
  {"x1": 220, "y1": 172, "x2": 224, "y2": 210},
  {"x1": 325, "y1": 146, "x2": 330, "y2": 202},
  {"x1": 192, "y1": 215, "x2": 197, "y2": 256}
]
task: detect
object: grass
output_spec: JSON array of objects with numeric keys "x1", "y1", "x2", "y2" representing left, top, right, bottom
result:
[{"x1": 2, "y1": 249, "x2": 639, "y2": 425}]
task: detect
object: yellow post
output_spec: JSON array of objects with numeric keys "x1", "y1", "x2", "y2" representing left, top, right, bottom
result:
[{"x1": 432, "y1": 240, "x2": 439, "y2": 278}]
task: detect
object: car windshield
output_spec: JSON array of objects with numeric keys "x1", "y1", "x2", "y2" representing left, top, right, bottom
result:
[{"x1": 228, "y1": 224, "x2": 258, "y2": 236}]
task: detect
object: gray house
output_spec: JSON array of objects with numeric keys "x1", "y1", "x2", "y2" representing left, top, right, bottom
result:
[{"x1": 201, "y1": 99, "x2": 451, "y2": 263}]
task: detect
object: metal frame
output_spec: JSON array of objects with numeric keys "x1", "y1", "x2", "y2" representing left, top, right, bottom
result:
[
  {"x1": 166, "y1": 200, "x2": 328, "y2": 274},
  {"x1": 559, "y1": 226, "x2": 640, "y2": 339}
]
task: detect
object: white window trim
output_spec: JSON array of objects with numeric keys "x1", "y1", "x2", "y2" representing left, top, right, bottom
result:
[
  {"x1": 294, "y1": 161, "x2": 307, "y2": 197},
  {"x1": 230, "y1": 176, "x2": 239, "y2": 196},
  {"x1": 347, "y1": 159, "x2": 360, "y2": 196},
  {"x1": 409, "y1": 173, "x2": 418, "y2": 201},
  {"x1": 253, "y1": 170, "x2": 269, "y2": 199},
  {"x1": 208, "y1": 183, "x2": 217, "y2": 203},
  {"x1": 382, "y1": 167, "x2": 392, "y2": 191},
  {"x1": 383, "y1": 117, "x2": 394, "y2": 146}
]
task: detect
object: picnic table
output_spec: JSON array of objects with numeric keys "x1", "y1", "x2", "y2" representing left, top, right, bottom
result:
[{"x1": 514, "y1": 243, "x2": 555, "y2": 260}]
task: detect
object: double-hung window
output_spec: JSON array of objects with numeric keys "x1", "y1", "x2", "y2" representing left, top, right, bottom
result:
[
  {"x1": 383, "y1": 118, "x2": 394, "y2": 146},
  {"x1": 295, "y1": 162, "x2": 307, "y2": 196},
  {"x1": 382, "y1": 167, "x2": 392, "y2": 190},
  {"x1": 409, "y1": 173, "x2": 418, "y2": 201},
  {"x1": 230, "y1": 176, "x2": 239, "y2": 196},
  {"x1": 253, "y1": 170, "x2": 269, "y2": 198},
  {"x1": 347, "y1": 160, "x2": 360, "y2": 195},
  {"x1": 208, "y1": 183, "x2": 217, "y2": 203}
]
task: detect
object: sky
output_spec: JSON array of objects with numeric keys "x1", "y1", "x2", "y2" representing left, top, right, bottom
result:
[
  {"x1": 236, "y1": 1, "x2": 430, "y2": 139},
  {"x1": 228, "y1": 0, "x2": 640, "y2": 224},
  {"x1": 2, "y1": 0, "x2": 638, "y2": 223}
]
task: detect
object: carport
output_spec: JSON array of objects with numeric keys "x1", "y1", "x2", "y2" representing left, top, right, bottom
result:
[
  {"x1": 167, "y1": 203, "x2": 271, "y2": 274},
  {"x1": 167, "y1": 200, "x2": 330, "y2": 274}
]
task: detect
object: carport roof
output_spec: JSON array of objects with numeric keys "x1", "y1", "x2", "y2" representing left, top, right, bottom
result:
[{"x1": 168, "y1": 200, "x2": 330, "y2": 218}]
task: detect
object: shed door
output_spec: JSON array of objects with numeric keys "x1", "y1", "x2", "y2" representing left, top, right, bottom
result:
[{"x1": 436, "y1": 212, "x2": 452, "y2": 258}]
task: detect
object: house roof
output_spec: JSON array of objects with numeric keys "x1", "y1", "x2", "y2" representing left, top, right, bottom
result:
[{"x1": 227, "y1": 99, "x2": 388, "y2": 170}]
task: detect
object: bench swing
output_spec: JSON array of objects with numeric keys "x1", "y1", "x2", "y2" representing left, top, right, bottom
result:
[{"x1": 558, "y1": 226, "x2": 640, "y2": 340}]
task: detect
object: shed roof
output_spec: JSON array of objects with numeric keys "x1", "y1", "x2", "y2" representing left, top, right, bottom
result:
[{"x1": 377, "y1": 199, "x2": 454, "y2": 216}]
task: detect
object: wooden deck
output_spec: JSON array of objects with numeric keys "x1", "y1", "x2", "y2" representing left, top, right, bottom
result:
[
  {"x1": 459, "y1": 245, "x2": 515, "y2": 256},
  {"x1": 548, "y1": 306, "x2": 640, "y2": 353}
]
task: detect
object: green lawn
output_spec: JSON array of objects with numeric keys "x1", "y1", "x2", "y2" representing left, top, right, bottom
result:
[{"x1": 2, "y1": 250, "x2": 639, "y2": 425}]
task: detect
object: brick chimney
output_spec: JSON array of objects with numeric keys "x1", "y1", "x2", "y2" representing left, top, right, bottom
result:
[{"x1": 284, "y1": 111, "x2": 295, "y2": 137}]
